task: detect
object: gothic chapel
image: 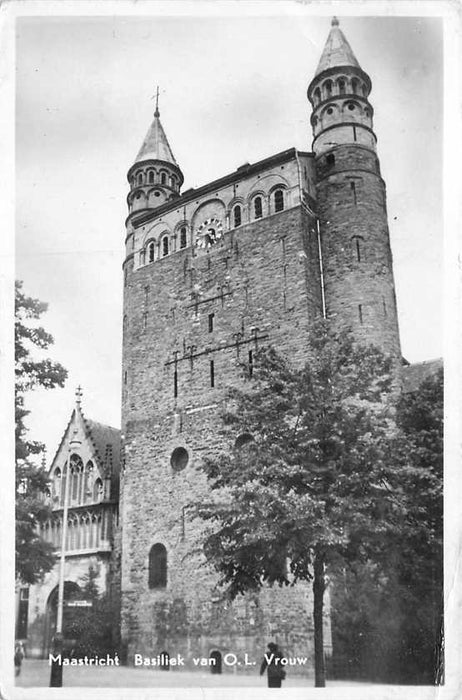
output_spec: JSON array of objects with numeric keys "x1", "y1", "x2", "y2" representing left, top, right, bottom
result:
[{"x1": 21, "y1": 19, "x2": 436, "y2": 673}]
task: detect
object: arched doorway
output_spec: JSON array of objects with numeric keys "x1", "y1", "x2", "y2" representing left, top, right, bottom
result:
[
  {"x1": 210, "y1": 650, "x2": 222, "y2": 674},
  {"x1": 43, "y1": 581, "x2": 81, "y2": 657}
]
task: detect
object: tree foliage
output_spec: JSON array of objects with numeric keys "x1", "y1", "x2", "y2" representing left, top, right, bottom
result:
[
  {"x1": 331, "y1": 367, "x2": 443, "y2": 684},
  {"x1": 197, "y1": 320, "x2": 406, "y2": 686},
  {"x1": 15, "y1": 280, "x2": 67, "y2": 585}
]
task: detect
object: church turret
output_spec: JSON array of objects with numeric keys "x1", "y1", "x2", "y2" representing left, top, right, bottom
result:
[
  {"x1": 126, "y1": 96, "x2": 183, "y2": 216},
  {"x1": 308, "y1": 18, "x2": 401, "y2": 358}
]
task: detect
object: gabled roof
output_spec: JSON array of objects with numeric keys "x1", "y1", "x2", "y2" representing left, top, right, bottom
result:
[
  {"x1": 134, "y1": 109, "x2": 179, "y2": 168},
  {"x1": 315, "y1": 17, "x2": 361, "y2": 77}
]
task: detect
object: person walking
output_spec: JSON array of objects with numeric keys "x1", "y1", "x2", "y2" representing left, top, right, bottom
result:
[
  {"x1": 14, "y1": 642, "x2": 24, "y2": 677},
  {"x1": 260, "y1": 642, "x2": 286, "y2": 688}
]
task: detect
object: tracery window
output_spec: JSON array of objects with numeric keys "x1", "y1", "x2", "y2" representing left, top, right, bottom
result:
[{"x1": 149, "y1": 543, "x2": 167, "y2": 589}]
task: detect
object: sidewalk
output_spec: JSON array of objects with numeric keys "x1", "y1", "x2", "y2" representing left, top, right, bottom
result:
[{"x1": 16, "y1": 659, "x2": 367, "y2": 688}]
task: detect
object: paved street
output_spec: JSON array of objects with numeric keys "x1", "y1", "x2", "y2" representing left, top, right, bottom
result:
[{"x1": 16, "y1": 659, "x2": 367, "y2": 688}]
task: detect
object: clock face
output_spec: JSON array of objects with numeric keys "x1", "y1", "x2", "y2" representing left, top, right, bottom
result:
[{"x1": 196, "y1": 217, "x2": 223, "y2": 249}]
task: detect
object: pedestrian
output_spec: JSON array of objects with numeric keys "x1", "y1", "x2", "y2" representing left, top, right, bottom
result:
[
  {"x1": 14, "y1": 642, "x2": 24, "y2": 677},
  {"x1": 260, "y1": 642, "x2": 286, "y2": 688}
]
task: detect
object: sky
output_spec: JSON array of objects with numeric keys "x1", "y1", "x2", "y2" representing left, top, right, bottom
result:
[{"x1": 14, "y1": 7, "x2": 443, "y2": 464}]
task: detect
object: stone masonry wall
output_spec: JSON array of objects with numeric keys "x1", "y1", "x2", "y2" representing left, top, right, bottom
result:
[
  {"x1": 316, "y1": 144, "x2": 401, "y2": 357},
  {"x1": 120, "y1": 203, "x2": 325, "y2": 674}
]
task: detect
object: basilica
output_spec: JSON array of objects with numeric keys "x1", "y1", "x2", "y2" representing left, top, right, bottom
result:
[{"x1": 18, "y1": 18, "x2": 440, "y2": 675}]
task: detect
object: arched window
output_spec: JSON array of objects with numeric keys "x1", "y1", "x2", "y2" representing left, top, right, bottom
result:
[
  {"x1": 162, "y1": 236, "x2": 169, "y2": 257},
  {"x1": 147, "y1": 241, "x2": 155, "y2": 263},
  {"x1": 83, "y1": 462, "x2": 93, "y2": 504},
  {"x1": 180, "y1": 227, "x2": 187, "y2": 249},
  {"x1": 149, "y1": 543, "x2": 167, "y2": 588},
  {"x1": 324, "y1": 80, "x2": 332, "y2": 98},
  {"x1": 148, "y1": 171, "x2": 154, "y2": 183},
  {"x1": 53, "y1": 468, "x2": 61, "y2": 500},
  {"x1": 137, "y1": 172, "x2": 143, "y2": 186},
  {"x1": 314, "y1": 87, "x2": 321, "y2": 105},
  {"x1": 338, "y1": 79, "x2": 346, "y2": 94},
  {"x1": 351, "y1": 78, "x2": 359, "y2": 95},
  {"x1": 253, "y1": 196, "x2": 263, "y2": 220},
  {"x1": 274, "y1": 189, "x2": 284, "y2": 213},
  {"x1": 161, "y1": 172, "x2": 167, "y2": 185},
  {"x1": 233, "y1": 205, "x2": 242, "y2": 227},
  {"x1": 94, "y1": 478, "x2": 103, "y2": 502}
]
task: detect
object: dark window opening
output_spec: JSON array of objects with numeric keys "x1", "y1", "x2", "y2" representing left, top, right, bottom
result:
[
  {"x1": 180, "y1": 227, "x2": 187, "y2": 249},
  {"x1": 248, "y1": 350, "x2": 254, "y2": 378},
  {"x1": 233, "y1": 205, "x2": 242, "y2": 227},
  {"x1": 274, "y1": 189, "x2": 284, "y2": 212},
  {"x1": 254, "y1": 197, "x2": 263, "y2": 219},
  {"x1": 338, "y1": 79, "x2": 346, "y2": 94},
  {"x1": 174, "y1": 369, "x2": 178, "y2": 397},
  {"x1": 148, "y1": 171, "x2": 154, "y2": 183},
  {"x1": 154, "y1": 191, "x2": 161, "y2": 197},
  {"x1": 171, "y1": 446, "x2": 189, "y2": 471},
  {"x1": 161, "y1": 172, "x2": 167, "y2": 184},
  {"x1": 124, "y1": 371, "x2": 127, "y2": 384},
  {"x1": 148, "y1": 242, "x2": 155, "y2": 263},
  {"x1": 162, "y1": 237, "x2": 169, "y2": 257},
  {"x1": 210, "y1": 360, "x2": 215, "y2": 387},
  {"x1": 208, "y1": 313, "x2": 214, "y2": 333},
  {"x1": 326, "y1": 153, "x2": 335, "y2": 167},
  {"x1": 148, "y1": 543, "x2": 167, "y2": 589},
  {"x1": 137, "y1": 173, "x2": 143, "y2": 185},
  {"x1": 353, "y1": 125, "x2": 357, "y2": 141},
  {"x1": 358, "y1": 304, "x2": 363, "y2": 325},
  {"x1": 351, "y1": 78, "x2": 359, "y2": 94},
  {"x1": 235, "y1": 433, "x2": 254, "y2": 450},
  {"x1": 350, "y1": 181, "x2": 357, "y2": 205},
  {"x1": 326, "y1": 107, "x2": 334, "y2": 115},
  {"x1": 355, "y1": 238, "x2": 361, "y2": 262},
  {"x1": 325, "y1": 80, "x2": 332, "y2": 97},
  {"x1": 160, "y1": 651, "x2": 170, "y2": 671}
]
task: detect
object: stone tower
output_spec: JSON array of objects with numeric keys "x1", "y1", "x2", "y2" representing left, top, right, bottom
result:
[
  {"x1": 307, "y1": 18, "x2": 401, "y2": 356},
  {"x1": 119, "y1": 18, "x2": 402, "y2": 674}
]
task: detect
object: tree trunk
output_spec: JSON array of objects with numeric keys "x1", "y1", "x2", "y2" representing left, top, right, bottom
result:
[{"x1": 313, "y1": 549, "x2": 326, "y2": 687}]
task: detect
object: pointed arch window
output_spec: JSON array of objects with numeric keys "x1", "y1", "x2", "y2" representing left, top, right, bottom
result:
[
  {"x1": 274, "y1": 189, "x2": 284, "y2": 213},
  {"x1": 147, "y1": 241, "x2": 155, "y2": 263},
  {"x1": 233, "y1": 205, "x2": 242, "y2": 228},
  {"x1": 253, "y1": 196, "x2": 263, "y2": 220},
  {"x1": 94, "y1": 478, "x2": 103, "y2": 502},
  {"x1": 149, "y1": 543, "x2": 167, "y2": 589},
  {"x1": 162, "y1": 236, "x2": 169, "y2": 257},
  {"x1": 180, "y1": 227, "x2": 187, "y2": 249}
]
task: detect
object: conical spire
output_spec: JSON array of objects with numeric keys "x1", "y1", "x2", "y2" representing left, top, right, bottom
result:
[
  {"x1": 315, "y1": 17, "x2": 360, "y2": 76},
  {"x1": 134, "y1": 109, "x2": 179, "y2": 167}
]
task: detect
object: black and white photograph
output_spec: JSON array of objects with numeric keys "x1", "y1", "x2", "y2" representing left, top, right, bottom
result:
[{"x1": 1, "y1": 0, "x2": 460, "y2": 697}]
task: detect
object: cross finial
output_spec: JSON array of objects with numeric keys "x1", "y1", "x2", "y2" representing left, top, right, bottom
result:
[
  {"x1": 152, "y1": 85, "x2": 160, "y2": 117},
  {"x1": 331, "y1": 16, "x2": 339, "y2": 26},
  {"x1": 75, "y1": 385, "x2": 83, "y2": 406}
]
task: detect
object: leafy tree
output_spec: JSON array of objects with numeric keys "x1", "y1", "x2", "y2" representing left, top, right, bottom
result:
[
  {"x1": 15, "y1": 280, "x2": 67, "y2": 584},
  {"x1": 65, "y1": 566, "x2": 117, "y2": 657},
  {"x1": 327, "y1": 368, "x2": 443, "y2": 684},
  {"x1": 197, "y1": 320, "x2": 405, "y2": 687}
]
